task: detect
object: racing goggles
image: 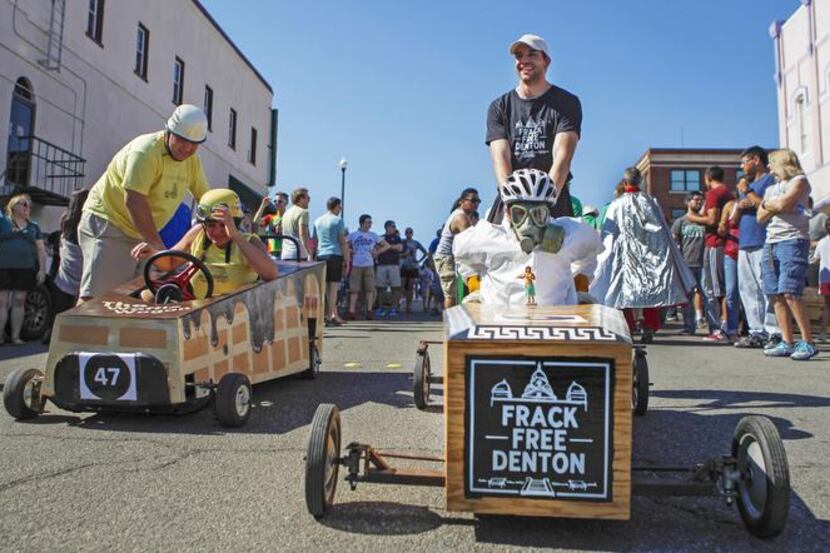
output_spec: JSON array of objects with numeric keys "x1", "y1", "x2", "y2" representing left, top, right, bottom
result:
[
  {"x1": 509, "y1": 203, "x2": 550, "y2": 227},
  {"x1": 195, "y1": 202, "x2": 229, "y2": 221}
]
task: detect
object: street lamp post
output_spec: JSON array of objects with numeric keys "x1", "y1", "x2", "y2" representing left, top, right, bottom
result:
[{"x1": 339, "y1": 157, "x2": 348, "y2": 220}]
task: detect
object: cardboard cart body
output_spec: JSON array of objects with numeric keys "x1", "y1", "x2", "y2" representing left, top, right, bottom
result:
[
  {"x1": 305, "y1": 304, "x2": 791, "y2": 538},
  {"x1": 3, "y1": 256, "x2": 326, "y2": 428}
]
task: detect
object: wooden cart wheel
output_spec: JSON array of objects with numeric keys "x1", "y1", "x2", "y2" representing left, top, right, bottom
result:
[
  {"x1": 214, "y1": 373, "x2": 252, "y2": 428},
  {"x1": 3, "y1": 368, "x2": 44, "y2": 420},
  {"x1": 413, "y1": 350, "x2": 431, "y2": 410},
  {"x1": 732, "y1": 416, "x2": 790, "y2": 538},
  {"x1": 302, "y1": 343, "x2": 321, "y2": 380},
  {"x1": 305, "y1": 404, "x2": 341, "y2": 517},
  {"x1": 632, "y1": 348, "x2": 649, "y2": 416}
]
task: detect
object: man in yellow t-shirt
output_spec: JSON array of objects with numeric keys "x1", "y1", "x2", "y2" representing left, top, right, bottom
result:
[{"x1": 79, "y1": 105, "x2": 210, "y2": 299}]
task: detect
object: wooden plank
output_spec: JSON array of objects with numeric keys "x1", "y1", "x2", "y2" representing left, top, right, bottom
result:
[{"x1": 444, "y1": 304, "x2": 632, "y2": 520}]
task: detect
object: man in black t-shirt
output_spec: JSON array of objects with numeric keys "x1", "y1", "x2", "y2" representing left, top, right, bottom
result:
[
  {"x1": 375, "y1": 220, "x2": 404, "y2": 317},
  {"x1": 486, "y1": 34, "x2": 582, "y2": 219}
]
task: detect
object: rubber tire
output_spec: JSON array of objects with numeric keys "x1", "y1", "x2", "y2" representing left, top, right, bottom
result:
[
  {"x1": 302, "y1": 343, "x2": 321, "y2": 380},
  {"x1": 632, "y1": 349, "x2": 649, "y2": 417},
  {"x1": 305, "y1": 404, "x2": 341, "y2": 518},
  {"x1": 413, "y1": 351, "x2": 431, "y2": 411},
  {"x1": 3, "y1": 368, "x2": 43, "y2": 420},
  {"x1": 21, "y1": 284, "x2": 52, "y2": 341},
  {"x1": 214, "y1": 373, "x2": 252, "y2": 428},
  {"x1": 732, "y1": 416, "x2": 790, "y2": 538}
]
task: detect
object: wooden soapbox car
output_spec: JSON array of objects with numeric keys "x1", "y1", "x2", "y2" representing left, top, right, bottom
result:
[
  {"x1": 305, "y1": 304, "x2": 791, "y2": 539},
  {"x1": 3, "y1": 240, "x2": 325, "y2": 428}
]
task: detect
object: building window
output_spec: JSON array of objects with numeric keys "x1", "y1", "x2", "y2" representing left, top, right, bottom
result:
[
  {"x1": 228, "y1": 109, "x2": 237, "y2": 150},
  {"x1": 670, "y1": 169, "x2": 701, "y2": 192},
  {"x1": 796, "y1": 94, "x2": 808, "y2": 156},
  {"x1": 172, "y1": 57, "x2": 185, "y2": 105},
  {"x1": 670, "y1": 209, "x2": 685, "y2": 222},
  {"x1": 249, "y1": 127, "x2": 257, "y2": 165},
  {"x1": 86, "y1": 0, "x2": 104, "y2": 45},
  {"x1": 204, "y1": 86, "x2": 213, "y2": 131},
  {"x1": 135, "y1": 24, "x2": 149, "y2": 80}
]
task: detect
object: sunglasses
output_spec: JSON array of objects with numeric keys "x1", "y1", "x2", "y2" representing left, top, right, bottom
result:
[
  {"x1": 464, "y1": 197, "x2": 482, "y2": 204},
  {"x1": 509, "y1": 204, "x2": 550, "y2": 227}
]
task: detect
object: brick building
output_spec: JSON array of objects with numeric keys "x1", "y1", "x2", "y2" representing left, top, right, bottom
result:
[{"x1": 634, "y1": 148, "x2": 744, "y2": 223}]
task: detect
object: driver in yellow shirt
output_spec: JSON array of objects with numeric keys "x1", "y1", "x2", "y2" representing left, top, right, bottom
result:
[{"x1": 133, "y1": 189, "x2": 278, "y2": 299}]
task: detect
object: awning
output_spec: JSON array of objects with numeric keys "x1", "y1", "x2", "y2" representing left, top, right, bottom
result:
[{"x1": 228, "y1": 174, "x2": 264, "y2": 213}]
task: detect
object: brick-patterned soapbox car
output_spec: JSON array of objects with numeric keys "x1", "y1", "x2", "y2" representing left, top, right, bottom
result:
[{"x1": 3, "y1": 246, "x2": 325, "y2": 427}]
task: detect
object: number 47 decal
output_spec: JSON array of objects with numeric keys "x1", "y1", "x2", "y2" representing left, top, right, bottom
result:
[{"x1": 94, "y1": 367, "x2": 121, "y2": 386}]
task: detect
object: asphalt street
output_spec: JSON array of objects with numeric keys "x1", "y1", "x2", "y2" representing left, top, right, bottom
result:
[{"x1": 0, "y1": 314, "x2": 828, "y2": 552}]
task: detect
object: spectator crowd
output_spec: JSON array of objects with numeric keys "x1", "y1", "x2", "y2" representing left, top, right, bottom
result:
[{"x1": 0, "y1": 100, "x2": 826, "y2": 363}]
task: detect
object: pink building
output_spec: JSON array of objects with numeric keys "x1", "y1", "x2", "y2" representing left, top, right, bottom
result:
[{"x1": 770, "y1": 0, "x2": 830, "y2": 206}]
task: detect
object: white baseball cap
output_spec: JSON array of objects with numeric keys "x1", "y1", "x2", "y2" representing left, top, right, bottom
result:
[{"x1": 509, "y1": 34, "x2": 550, "y2": 58}]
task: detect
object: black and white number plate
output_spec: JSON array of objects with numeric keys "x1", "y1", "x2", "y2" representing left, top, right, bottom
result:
[{"x1": 79, "y1": 353, "x2": 138, "y2": 402}]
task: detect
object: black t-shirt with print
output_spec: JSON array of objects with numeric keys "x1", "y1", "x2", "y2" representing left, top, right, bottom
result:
[
  {"x1": 376, "y1": 233, "x2": 402, "y2": 265},
  {"x1": 485, "y1": 85, "x2": 582, "y2": 219},
  {"x1": 486, "y1": 85, "x2": 582, "y2": 173}
]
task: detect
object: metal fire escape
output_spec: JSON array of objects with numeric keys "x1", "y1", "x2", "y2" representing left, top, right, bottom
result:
[{"x1": 39, "y1": 0, "x2": 66, "y2": 71}]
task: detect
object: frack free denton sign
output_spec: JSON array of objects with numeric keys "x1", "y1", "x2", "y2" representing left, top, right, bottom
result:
[{"x1": 465, "y1": 357, "x2": 614, "y2": 501}]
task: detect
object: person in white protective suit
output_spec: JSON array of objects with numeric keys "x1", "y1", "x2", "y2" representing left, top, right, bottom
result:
[{"x1": 453, "y1": 169, "x2": 603, "y2": 306}]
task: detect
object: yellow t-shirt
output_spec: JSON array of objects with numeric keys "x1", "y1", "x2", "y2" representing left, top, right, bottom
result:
[
  {"x1": 84, "y1": 131, "x2": 210, "y2": 239},
  {"x1": 189, "y1": 230, "x2": 260, "y2": 297}
]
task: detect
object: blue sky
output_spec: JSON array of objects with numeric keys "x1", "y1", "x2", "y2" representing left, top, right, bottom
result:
[{"x1": 201, "y1": 0, "x2": 798, "y2": 238}]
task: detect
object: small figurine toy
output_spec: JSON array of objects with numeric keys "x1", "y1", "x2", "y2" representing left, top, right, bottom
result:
[{"x1": 518, "y1": 266, "x2": 536, "y2": 305}]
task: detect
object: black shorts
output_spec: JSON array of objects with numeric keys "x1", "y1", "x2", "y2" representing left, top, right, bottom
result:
[
  {"x1": 401, "y1": 267, "x2": 420, "y2": 279},
  {"x1": 0, "y1": 268, "x2": 37, "y2": 291},
  {"x1": 318, "y1": 255, "x2": 344, "y2": 283}
]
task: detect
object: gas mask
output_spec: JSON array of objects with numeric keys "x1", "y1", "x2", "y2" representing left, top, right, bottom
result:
[{"x1": 506, "y1": 201, "x2": 565, "y2": 254}]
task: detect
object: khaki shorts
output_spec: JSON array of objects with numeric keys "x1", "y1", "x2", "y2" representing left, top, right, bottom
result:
[
  {"x1": 433, "y1": 254, "x2": 457, "y2": 301},
  {"x1": 79, "y1": 212, "x2": 141, "y2": 298},
  {"x1": 375, "y1": 264, "x2": 401, "y2": 289},
  {"x1": 349, "y1": 265, "x2": 375, "y2": 293}
]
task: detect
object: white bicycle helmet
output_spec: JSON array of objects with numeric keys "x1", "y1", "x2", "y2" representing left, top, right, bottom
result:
[{"x1": 500, "y1": 168, "x2": 558, "y2": 205}]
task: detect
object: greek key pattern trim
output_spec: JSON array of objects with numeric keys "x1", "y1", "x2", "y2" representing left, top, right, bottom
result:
[{"x1": 466, "y1": 325, "x2": 619, "y2": 342}]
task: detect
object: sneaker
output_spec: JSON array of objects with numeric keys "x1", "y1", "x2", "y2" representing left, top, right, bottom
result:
[
  {"x1": 679, "y1": 328, "x2": 696, "y2": 336},
  {"x1": 374, "y1": 308, "x2": 386, "y2": 318},
  {"x1": 790, "y1": 341, "x2": 818, "y2": 361},
  {"x1": 703, "y1": 331, "x2": 730, "y2": 343},
  {"x1": 365, "y1": 310, "x2": 375, "y2": 320},
  {"x1": 696, "y1": 318, "x2": 707, "y2": 330},
  {"x1": 763, "y1": 334, "x2": 782, "y2": 352},
  {"x1": 764, "y1": 341, "x2": 794, "y2": 357},
  {"x1": 734, "y1": 334, "x2": 766, "y2": 349},
  {"x1": 388, "y1": 307, "x2": 399, "y2": 317},
  {"x1": 343, "y1": 311, "x2": 357, "y2": 321}
]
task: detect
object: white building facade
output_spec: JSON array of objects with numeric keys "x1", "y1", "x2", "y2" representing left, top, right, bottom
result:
[
  {"x1": 771, "y1": 0, "x2": 830, "y2": 207},
  {"x1": 1, "y1": 0, "x2": 276, "y2": 231}
]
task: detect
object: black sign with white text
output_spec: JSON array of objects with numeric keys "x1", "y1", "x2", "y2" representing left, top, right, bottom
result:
[{"x1": 465, "y1": 356, "x2": 614, "y2": 501}]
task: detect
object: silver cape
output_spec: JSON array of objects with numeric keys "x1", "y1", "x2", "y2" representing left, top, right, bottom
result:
[{"x1": 589, "y1": 192, "x2": 695, "y2": 309}]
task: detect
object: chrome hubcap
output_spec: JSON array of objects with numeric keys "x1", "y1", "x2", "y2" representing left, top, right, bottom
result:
[{"x1": 235, "y1": 385, "x2": 250, "y2": 417}]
